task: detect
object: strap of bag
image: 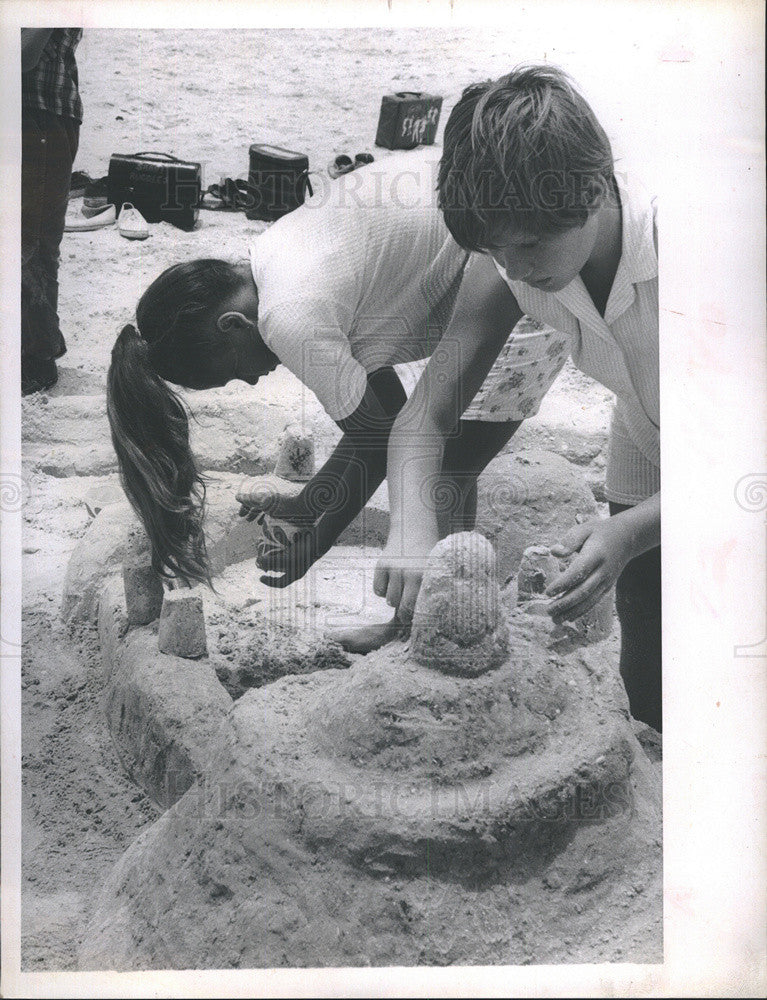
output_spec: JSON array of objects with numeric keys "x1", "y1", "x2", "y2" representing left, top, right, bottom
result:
[
  {"x1": 131, "y1": 151, "x2": 182, "y2": 162},
  {"x1": 298, "y1": 168, "x2": 313, "y2": 200}
]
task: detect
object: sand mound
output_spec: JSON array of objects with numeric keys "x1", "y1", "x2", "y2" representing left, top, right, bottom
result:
[{"x1": 80, "y1": 534, "x2": 660, "y2": 969}]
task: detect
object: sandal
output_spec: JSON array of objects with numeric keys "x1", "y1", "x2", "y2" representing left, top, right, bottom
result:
[
  {"x1": 354, "y1": 152, "x2": 375, "y2": 168},
  {"x1": 203, "y1": 178, "x2": 253, "y2": 210},
  {"x1": 327, "y1": 154, "x2": 354, "y2": 179}
]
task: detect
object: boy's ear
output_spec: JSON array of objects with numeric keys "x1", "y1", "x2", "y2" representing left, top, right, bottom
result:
[
  {"x1": 217, "y1": 311, "x2": 251, "y2": 334},
  {"x1": 587, "y1": 175, "x2": 612, "y2": 212}
]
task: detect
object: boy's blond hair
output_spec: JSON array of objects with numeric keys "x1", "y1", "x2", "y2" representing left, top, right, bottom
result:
[{"x1": 438, "y1": 65, "x2": 615, "y2": 252}]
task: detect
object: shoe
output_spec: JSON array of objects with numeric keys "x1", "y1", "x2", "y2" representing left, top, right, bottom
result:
[
  {"x1": 83, "y1": 176, "x2": 109, "y2": 212},
  {"x1": 22, "y1": 357, "x2": 58, "y2": 395},
  {"x1": 118, "y1": 203, "x2": 150, "y2": 240},
  {"x1": 354, "y1": 152, "x2": 374, "y2": 168},
  {"x1": 64, "y1": 203, "x2": 116, "y2": 231},
  {"x1": 69, "y1": 170, "x2": 95, "y2": 199},
  {"x1": 327, "y1": 154, "x2": 354, "y2": 179},
  {"x1": 82, "y1": 199, "x2": 112, "y2": 218},
  {"x1": 82, "y1": 176, "x2": 111, "y2": 215}
]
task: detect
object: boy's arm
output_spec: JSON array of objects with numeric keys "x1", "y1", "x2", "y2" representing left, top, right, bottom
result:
[
  {"x1": 21, "y1": 29, "x2": 55, "y2": 72},
  {"x1": 256, "y1": 367, "x2": 407, "y2": 587},
  {"x1": 374, "y1": 253, "x2": 523, "y2": 620}
]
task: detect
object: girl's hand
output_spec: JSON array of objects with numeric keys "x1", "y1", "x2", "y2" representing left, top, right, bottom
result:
[
  {"x1": 546, "y1": 516, "x2": 635, "y2": 622},
  {"x1": 258, "y1": 525, "x2": 318, "y2": 588},
  {"x1": 236, "y1": 475, "x2": 310, "y2": 524}
]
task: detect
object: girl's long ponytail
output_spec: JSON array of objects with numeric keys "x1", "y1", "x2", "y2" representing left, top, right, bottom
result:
[{"x1": 107, "y1": 324, "x2": 211, "y2": 587}]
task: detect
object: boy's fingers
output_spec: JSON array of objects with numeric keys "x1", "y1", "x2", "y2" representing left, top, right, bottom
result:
[
  {"x1": 550, "y1": 574, "x2": 609, "y2": 620},
  {"x1": 546, "y1": 551, "x2": 601, "y2": 596},
  {"x1": 373, "y1": 563, "x2": 389, "y2": 597},
  {"x1": 547, "y1": 566, "x2": 585, "y2": 597},
  {"x1": 386, "y1": 573, "x2": 403, "y2": 610},
  {"x1": 550, "y1": 586, "x2": 604, "y2": 623},
  {"x1": 397, "y1": 577, "x2": 422, "y2": 625},
  {"x1": 551, "y1": 523, "x2": 593, "y2": 557}
]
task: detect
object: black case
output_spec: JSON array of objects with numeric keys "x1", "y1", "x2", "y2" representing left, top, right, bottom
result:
[
  {"x1": 374, "y1": 92, "x2": 443, "y2": 150},
  {"x1": 246, "y1": 144, "x2": 311, "y2": 221},
  {"x1": 107, "y1": 151, "x2": 201, "y2": 231}
]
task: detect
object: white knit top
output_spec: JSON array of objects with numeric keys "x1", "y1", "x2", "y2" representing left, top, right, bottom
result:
[{"x1": 250, "y1": 151, "x2": 468, "y2": 421}]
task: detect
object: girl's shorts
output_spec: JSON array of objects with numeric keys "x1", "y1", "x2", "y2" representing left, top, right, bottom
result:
[
  {"x1": 605, "y1": 404, "x2": 661, "y2": 505},
  {"x1": 462, "y1": 318, "x2": 570, "y2": 423}
]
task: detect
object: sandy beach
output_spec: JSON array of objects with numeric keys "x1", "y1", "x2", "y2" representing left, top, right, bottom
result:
[{"x1": 8, "y1": 8, "x2": 762, "y2": 988}]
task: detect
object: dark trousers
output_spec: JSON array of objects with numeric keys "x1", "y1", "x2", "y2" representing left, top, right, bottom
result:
[
  {"x1": 609, "y1": 501, "x2": 662, "y2": 732},
  {"x1": 21, "y1": 108, "x2": 80, "y2": 361}
]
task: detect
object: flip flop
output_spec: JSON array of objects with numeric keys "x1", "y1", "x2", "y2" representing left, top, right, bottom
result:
[
  {"x1": 354, "y1": 152, "x2": 375, "y2": 168},
  {"x1": 204, "y1": 178, "x2": 253, "y2": 210},
  {"x1": 327, "y1": 154, "x2": 354, "y2": 179}
]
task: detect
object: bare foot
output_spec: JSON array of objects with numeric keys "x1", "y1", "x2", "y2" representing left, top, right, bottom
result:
[{"x1": 330, "y1": 617, "x2": 409, "y2": 655}]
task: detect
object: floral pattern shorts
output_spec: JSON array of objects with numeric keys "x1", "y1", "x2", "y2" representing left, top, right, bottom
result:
[{"x1": 462, "y1": 317, "x2": 571, "y2": 422}]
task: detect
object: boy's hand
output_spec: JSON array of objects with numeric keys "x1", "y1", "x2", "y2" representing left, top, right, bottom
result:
[
  {"x1": 546, "y1": 517, "x2": 634, "y2": 622},
  {"x1": 236, "y1": 475, "x2": 310, "y2": 524},
  {"x1": 258, "y1": 525, "x2": 318, "y2": 588},
  {"x1": 373, "y1": 537, "x2": 435, "y2": 624}
]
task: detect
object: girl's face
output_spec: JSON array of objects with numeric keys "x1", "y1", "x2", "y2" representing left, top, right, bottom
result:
[
  {"x1": 233, "y1": 334, "x2": 280, "y2": 386},
  {"x1": 196, "y1": 335, "x2": 278, "y2": 390},
  {"x1": 487, "y1": 212, "x2": 600, "y2": 293},
  {"x1": 207, "y1": 270, "x2": 279, "y2": 388}
]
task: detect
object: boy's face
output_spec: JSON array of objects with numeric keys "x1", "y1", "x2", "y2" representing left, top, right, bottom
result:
[{"x1": 488, "y1": 212, "x2": 600, "y2": 293}]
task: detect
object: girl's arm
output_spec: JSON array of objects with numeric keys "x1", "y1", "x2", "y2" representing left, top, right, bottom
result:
[
  {"x1": 256, "y1": 367, "x2": 407, "y2": 587},
  {"x1": 546, "y1": 492, "x2": 661, "y2": 621},
  {"x1": 374, "y1": 254, "x2": 523, "y2": 620}
]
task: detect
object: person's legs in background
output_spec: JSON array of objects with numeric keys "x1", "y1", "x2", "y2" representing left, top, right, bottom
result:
[
  {"x1": 21, "y1": 108, "x2": 80, "y2": 394},
  {"x1": 609, "y1": 500, "x2": 662, "y2": 732}
]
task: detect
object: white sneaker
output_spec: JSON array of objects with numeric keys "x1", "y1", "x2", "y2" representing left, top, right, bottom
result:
[
  {"x1": 64, "y1": 202, "x2": 116, "y2": 231},
  {"x1": 118, "y1": 203, "x2": 150, "y2": 240}
]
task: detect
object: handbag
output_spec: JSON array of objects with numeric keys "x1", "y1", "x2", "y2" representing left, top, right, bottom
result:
[
  {"x1": 245, "y1": 144, "x2": 312, "y2": 221},
  {"x1": 374, "y1": 92, "x2": 443, "y2": 150},
  {"x1": 107, "y1": 151, "x2": 201, "y2": 231}
]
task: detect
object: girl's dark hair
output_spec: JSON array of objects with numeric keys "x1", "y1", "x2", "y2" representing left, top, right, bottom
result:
[
  {"x1": 438, "y1": 65, "x2": 615, "y2": 252},
  {"x1": 107, "y1": 259, "x2": 245, "y2": 587}
]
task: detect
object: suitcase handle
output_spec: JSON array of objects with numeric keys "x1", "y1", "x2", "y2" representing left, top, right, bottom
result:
[
  {"x1": 130, "y1": 151, "x2": 182, "y2": 162},
  {"x1": 394, "y1": 91, "x2": 424, "y2": 99}
]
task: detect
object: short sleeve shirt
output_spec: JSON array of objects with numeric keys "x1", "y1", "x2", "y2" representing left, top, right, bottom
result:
[
  {"x1": 496, "y1": 172, "x2": 659, "y2": 500},
  {"x1": 250, "y1": 151, "x2": 468, "y2": 420}
]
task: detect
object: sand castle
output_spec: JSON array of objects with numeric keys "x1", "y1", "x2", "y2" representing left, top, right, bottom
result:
[{"x1": 60, "y1": 433, "x2": 661, "y2": 968}]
